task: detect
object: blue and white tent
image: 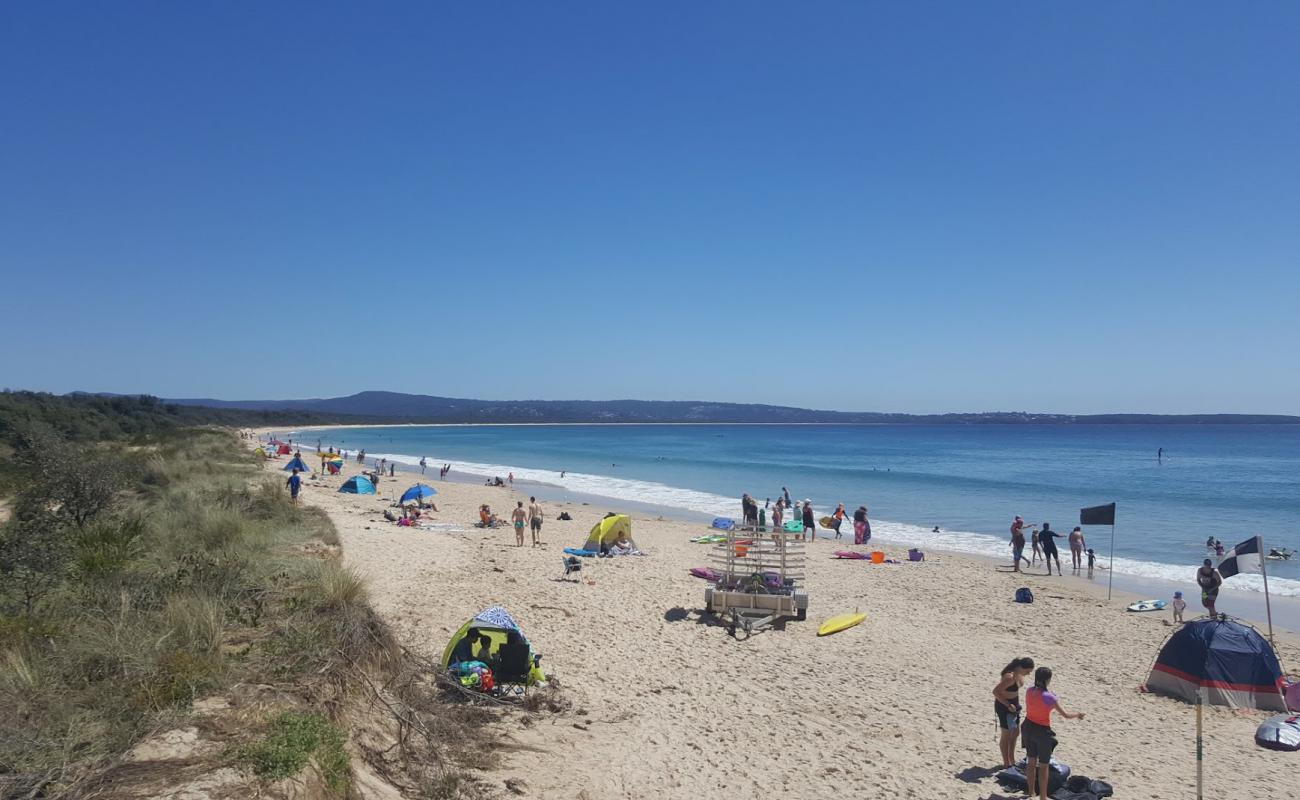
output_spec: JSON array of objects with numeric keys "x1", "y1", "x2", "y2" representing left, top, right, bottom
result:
[
  {"x1": 1146, "y1": 617, "x2": 1287, "y2": 711},
  {"x1": 283, "y1": 456, "x2": 312, "y2": 472},
  {"x1": 339, "y1": 475, "x2": 376, "y2": 494}
]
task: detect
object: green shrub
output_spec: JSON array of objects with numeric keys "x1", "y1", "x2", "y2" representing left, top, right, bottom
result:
[{"x1": 235, "y1": 711, "x2": 350, "y2": 792}]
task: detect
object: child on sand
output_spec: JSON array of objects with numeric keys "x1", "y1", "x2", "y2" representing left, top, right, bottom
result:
[
  {"x1": 1022, "y1": 667, "x2": 1085, "y2": 800},
  {"x1": 1172, "y1": 591, "x2": 1186, "y2": 623}
]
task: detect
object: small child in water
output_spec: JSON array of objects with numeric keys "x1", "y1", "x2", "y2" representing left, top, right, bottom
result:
[
  {"x1": 1172, "y1": 591, "x2": 1186, "y2": 623},
  {"x1": 1085, "y1": 548, "x2": 1096, "y2": 577}
]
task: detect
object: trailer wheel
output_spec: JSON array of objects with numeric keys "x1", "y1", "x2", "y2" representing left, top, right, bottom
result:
[{"x1": 795, "y1": 607, "x2": 807, "y2": 621}]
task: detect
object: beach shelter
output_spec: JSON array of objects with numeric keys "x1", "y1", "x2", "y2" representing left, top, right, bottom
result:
[
  {"x1": 442, "y1": 606, "x2": 545, "y2": 685},
  {"x1": 400, "y1": 483, "x2": 438, "y2": 504},
  {"x1": 583, "y1": 514, "x2": 633, "y2": 552},
  {"x1": 282, "y1": 456, "x2": 312, "y2": 472},
  {"x1": 338, "y1": 475, "x2": 376, "y2": 494},
  {"x1": 1145, "y1": 617, "x2": 1287, "y2": 711},
  {"x1": 253, "y1": 447, "x2": 267, "y2": 458},
  {"x1": 276, "y1": 444, "x2": 292, "y2": 455}
]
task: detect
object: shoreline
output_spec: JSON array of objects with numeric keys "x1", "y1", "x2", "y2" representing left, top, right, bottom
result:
[
  {"x1": 261, "y1": 426, "x2": 1300, "y2": 633},
  {"x1": 250, "y1": 434, "x2": 1300, "y2": 799}
]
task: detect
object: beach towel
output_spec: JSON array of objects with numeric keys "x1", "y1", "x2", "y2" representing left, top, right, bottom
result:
[{"x1": 834, "y1": 551, "x2": 870, "y2": 560}]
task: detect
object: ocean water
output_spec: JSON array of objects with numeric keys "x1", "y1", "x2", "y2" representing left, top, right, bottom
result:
[{"x1": 289, "y1": 424, "x2": 1300, "y2": 597}]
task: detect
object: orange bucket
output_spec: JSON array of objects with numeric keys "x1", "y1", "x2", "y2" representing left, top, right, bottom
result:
[
  {"x1": 870, "y1": 551, "x2": 885, "y2": 564},
  {"x1": 734, "y1": 545, "x2": 749, "y2": 558}
]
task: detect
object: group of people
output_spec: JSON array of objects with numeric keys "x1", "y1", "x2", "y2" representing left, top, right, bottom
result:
[
  {"x1": 1009, "y1": 517, "x2": 1093, "y2": 576},
  {"x1": 993, "y1": 658, "x2": 1086, "y2": 800},
  {"x1": 743, "y1": 490, "x2": 873, "y2": 545},
  {"x1": 509, "y1": 497, "x2": 545, "y2": 547}
]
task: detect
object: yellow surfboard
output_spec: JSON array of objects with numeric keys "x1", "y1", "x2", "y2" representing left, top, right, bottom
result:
[{"x1": 817, "y1": 612, "x2": 866, "y2": 636}]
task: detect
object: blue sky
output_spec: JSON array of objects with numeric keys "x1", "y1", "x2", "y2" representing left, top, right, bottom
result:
[{"x1": 2, "y1": 3, "x2": 1298, "y2": 414}]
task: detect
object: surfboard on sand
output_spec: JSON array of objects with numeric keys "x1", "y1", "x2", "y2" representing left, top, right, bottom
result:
[
  {"x1": 818, "y1": 612, "x2": 866, "y2": 636},
  {"x1": 1126, "y1": 599, "x2": 1167, "y2": 613},
  {"x1": 834, "y1": 551, "x2": 869, "y2": 560}
]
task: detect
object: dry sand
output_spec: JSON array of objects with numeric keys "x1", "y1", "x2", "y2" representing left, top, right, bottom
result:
[{"x1": 265, "y1": 447, "x2": 1300, "y2": 799}]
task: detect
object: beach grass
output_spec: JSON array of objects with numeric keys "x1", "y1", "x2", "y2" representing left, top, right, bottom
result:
[{"x1": 0, "y1": 426, "x2": 392, "y2": 790}]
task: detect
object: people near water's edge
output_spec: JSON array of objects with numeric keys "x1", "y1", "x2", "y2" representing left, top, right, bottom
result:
[
  {"x1": 1086, "y1": 548, "x2": 1096, "y2": 577},
  {"x1": 528, "y1": 496, "x2": 544, "y2": 547},
  {"x1": 1068, "y1": 526, "x2": 1086, "y2": 571},
  {"x1": 1172, "y1": 590, "x2": 1186, "y2": 624},
  {"x1": 993, "y1": 657, "x2": 1035, "y2": 769},
  {"x1": 831, "y1": 503, "x2": 847, "y2": 539},
  {"x1": 511, "y1": 501, "x2": 527, "y2": 546},
  {"x1": 1197, "y1": 558, "x2": 1222, "y2": 616},
  {"x1": 419, "y1": 457, "x2": 427, "y2": 475},
  {"x1": 1022, "y1": 666, "x2": 1084, "y2": 800},
  {"x1": 286, "y1": 468, "x2": 302, "y2": 502},
  {"x1": 1030, "y1": 526, "x2": 1043, "y2": 565},
  {"x1": 1038, "y1": 523, "x2": 1063, "y2": 576},
  {"x1": 772, "y1": 498, "x2": 785, "y2": 531},
  {"x1": 853, "y1": 505, "x2": 871, "y2": 545},
  {"x1": 802, "y1": 500, "x2": 815, "y2": 541}
]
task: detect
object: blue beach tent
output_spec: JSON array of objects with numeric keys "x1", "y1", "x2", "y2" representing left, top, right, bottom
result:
[
  {"x1": 400, "y1": 483, "x2": 438, "y2": 504},
  {"x1": 1145, "y1": 617, "x2": 1287, "y2": 711},
  {"x1": 283, "y1": 456, "x2": 312, "y2": 472},
  {"x1": 338, "y1": 476, "x2": 374, "y2": 494},
  {"x1": 339, "y1": 475, "x2": 376, "y2": 494}
]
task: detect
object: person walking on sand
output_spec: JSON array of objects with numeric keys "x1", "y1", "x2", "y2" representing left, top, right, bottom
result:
[
  {"x1": 511, "y1": 501, "x2": 527, "y2": 547},
  {"x1": 1030, "y1": 527, "x2": 1043, "y2": 565},
  {"x1": 508, "y1": 472, "x2": 514, "y2": 486},
  {"x1": 831, "y1": 503, "x2": 848, "y2": 539},
  {"x1": 802, "y1": 500, "x2": 816, "y2": 541},
  {"x1": 853, "y1": 505, "x2": 871, "y2": 545},
  {"x1": 1197, "y1": 558, "x2": 1223, "y2": 616},
  {"x1": 528, "y1": 496, "x2": 544, "y2": 546},
  {"x1": 286, "y1": 468, "x2": 302, "y2": 503},
  {"x1": 1068, "y1": 526, "x2": 1086, "y2": 571},
  {"x1": 1038, "y1": 523, "x2": 1063, "y2": 575},
  {"x1": 1022, "y1": 667, "x2": 1084, "y2": 800},
  {"x1": 420, "y1": 457, "x2": 427, "y2": 475},
  {"x1": 993, "y1": 657, "x2": 1035, "y2": 769}
]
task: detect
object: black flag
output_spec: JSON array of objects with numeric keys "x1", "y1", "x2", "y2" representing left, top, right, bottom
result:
[
  {"x1": 1218, "y1": 536, "x2": 1263, "y2": 579},
  {"x1": 1080, "y1": 503, "x2": 1116, "y2": 526}
]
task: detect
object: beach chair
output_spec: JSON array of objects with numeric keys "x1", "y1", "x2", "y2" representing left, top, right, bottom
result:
[
  {"x1": 493, "y1": 638, "x2": 538, "y2": 696},
  {"x1": 561, "y1": 556, "x2": 583, "y2": 579}
]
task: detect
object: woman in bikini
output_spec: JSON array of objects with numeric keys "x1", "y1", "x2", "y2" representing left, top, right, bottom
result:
[{"x1": 992, "y1": 657, "x2": 1035, "y2": 768}]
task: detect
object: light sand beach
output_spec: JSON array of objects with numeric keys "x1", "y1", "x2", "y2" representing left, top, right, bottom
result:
[{"x1": 265, "y1": 444, "x2": 1300, "y2": 799}]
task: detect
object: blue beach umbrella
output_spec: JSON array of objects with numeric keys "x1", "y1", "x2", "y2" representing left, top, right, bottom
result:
[{"x1": 400, "y1": 483, "x2": 438, "y2": 504}]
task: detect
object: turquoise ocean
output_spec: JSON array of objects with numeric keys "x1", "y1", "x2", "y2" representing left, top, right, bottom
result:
[{"x1": 289, "y1": 424, "x2": 1300, "y2": 598}]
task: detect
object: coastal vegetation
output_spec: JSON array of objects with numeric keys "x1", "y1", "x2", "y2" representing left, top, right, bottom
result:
[{"x1": 0, "y1": 395, "x2": 517, "y2": 799}]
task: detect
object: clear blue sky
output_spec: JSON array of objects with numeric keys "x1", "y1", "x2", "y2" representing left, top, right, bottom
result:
[{"x1": 2, "y1": 3, "x2": 1298, "y2": 414}]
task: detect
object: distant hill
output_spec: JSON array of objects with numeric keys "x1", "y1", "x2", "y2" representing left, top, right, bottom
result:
[{"x1": 158, "y1": 390, "x2": 1300, "y2": 425}]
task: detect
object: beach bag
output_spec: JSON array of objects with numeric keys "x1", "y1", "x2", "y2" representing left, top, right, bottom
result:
[
  {"x1": 1015, "y1": 587, "x2": 1034, "y2": 604},
  {"x1": 908, "y1": 548, "x2": 924, "y2": 562},
  {"x1": 1063, "y1": 776, "x2": 1113, "y2": 798}
]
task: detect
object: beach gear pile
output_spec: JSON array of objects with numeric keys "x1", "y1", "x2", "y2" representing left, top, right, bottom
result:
[
  {"x1": 996, "y1": 761, "x2": 1113, "y2": 800},
  {"x1": 450, "y1": 660, "x2": 495, "y2": 692}
]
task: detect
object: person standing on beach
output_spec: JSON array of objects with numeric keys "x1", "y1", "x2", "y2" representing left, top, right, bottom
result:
[
  {"x1": 782, "y1": 487, "x2": 792, "y2": 508},
  {"x1": 1068, "y1": 526, "x2": 1086, "y2": 571},
  {"x1": 1030, "y1": 527, "x2": 1043, "y2": 565},
  {"x1": 802, "y1": 500, "x2": 816, "y2": 541},
  {"x1": 420, "y1": 457, "x2": 427, "y2": 475},
  {"x1": 772, "y1": 499, "x2": 785, "y2": 531},
  {"x1": 1197, "y1": 558, "x2": 1223, "y2": 616},
  {"x1": 511, "y1": 501, "x2": 527, "y2": 547},
  {"x1": 993, "y1": 657, "x2": 1035, "y2": 769},
  {"x1": 1022, "y1": 667, "x2": 1084, "y2": 800},
  {"x1": 508, "y1": 472, "x2": 514, "y2": 485},
  {"x1": 1038, "y1": 523, "x2": 1063, "y2": 575},
  {"x1": 853, "y1": 505, "x2": 871, "y2": 545},
  {"x1": 1010, "y1": 516, "x2": 1029, "y2": 572},
  {"x1": 831, "y1": 503, "x2": 848, "y2": 539},
  {"x1": 528, "y1": 496, "x2": 544, "y2": 546},
  {"x1": 286, "y1": 468, "x2": 302, "y2": 503}
]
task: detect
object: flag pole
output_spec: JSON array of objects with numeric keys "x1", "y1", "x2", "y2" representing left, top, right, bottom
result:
[
  {"x1": 1107, "y1": 521, "x2": 1116, "y2": 601},
  {"x1": 1195, "y1": 687, "x2": 1204, "y2": 800},
  {"x1": 1260, "y1": 536, "x2": 1275, "y2": 647}
]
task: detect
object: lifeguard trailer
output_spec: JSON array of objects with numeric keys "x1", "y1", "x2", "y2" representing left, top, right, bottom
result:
[{"x1": 704, "y1": 524, "x2": 808, "y2": 638}]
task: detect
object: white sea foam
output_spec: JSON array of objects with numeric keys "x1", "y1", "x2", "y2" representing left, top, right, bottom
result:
[{"x1": 363, "y1": 448, "x2": 1300, "y2": 599}]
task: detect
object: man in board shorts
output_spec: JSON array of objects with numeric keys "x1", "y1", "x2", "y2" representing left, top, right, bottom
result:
[
  {"x1": 528, "y1": 496, "x2": 544, "y2": 546},
  {"x1": 511, "y1": 501, "x2": 527, "y2": 547}
]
